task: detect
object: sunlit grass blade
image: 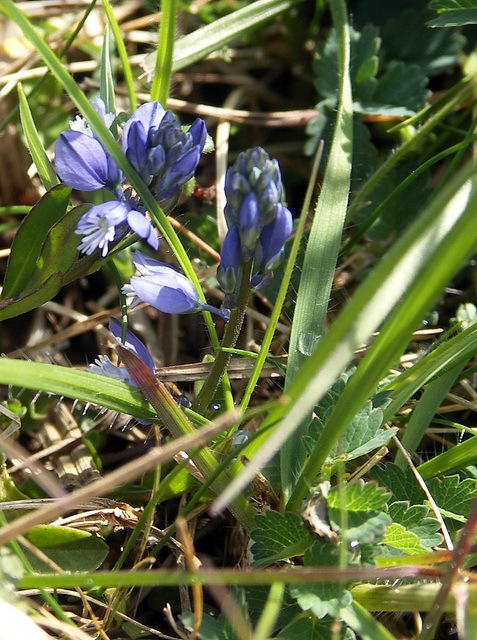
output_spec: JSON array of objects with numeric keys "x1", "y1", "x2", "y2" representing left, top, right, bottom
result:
[
  {"x1": 99, "y1": 25, "x2": 116, "y2": 117},
  {"x1": 17, "y1": 83, "x2": 58, "y2": 191},
  {"x1": 213, "y1": 158, "x2": 477, "y2": 518},
  {"x1": 281, "y1": 0, "x2": 352, "y2": 498},
  {"x1": 163, "y1": 0, "x2": 304, "y2": 73},
  {"x1": 417, "y1": 434, "x2": 477, "y2": 480}
]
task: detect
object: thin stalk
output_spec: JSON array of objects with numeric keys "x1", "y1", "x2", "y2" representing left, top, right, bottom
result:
[
  {"x1": 150, "y1": 0, "x2": 177, "y2": 104},
  {"x1": 101, "y1": 0, "x2": 137, "y2": 112},
  {"x1": 192, "y1": 262, "x2": 253, "y2": 414}
]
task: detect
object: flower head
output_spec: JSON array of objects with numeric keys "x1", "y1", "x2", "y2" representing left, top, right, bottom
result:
[
  {"x1": 122, "y1": 103, "x2": 207, "y2": 203},
  {"x1": 123, "y1": 252, "x2": 228, "y2": 319},
  {"x1": 217, "y1": 147, "x2": 292, "y2": 301},
  {"x1": 89, "y1": 317, "x2": 155, "y2": 387},
  {"x1": 55, "y1": 100, "x2": 205, "y2": 257}
]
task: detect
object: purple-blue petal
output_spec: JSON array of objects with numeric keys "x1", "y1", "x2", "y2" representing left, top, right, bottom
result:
[
  {"x1": 122, "y1": 101, "x2": 166, "y2": 154},
  {"x1": 126, "y1": 210, "x2": 159, "y2": 250},
  {"x1": 108, "y1": 317, "x2": 155, "y2": 373},
  {"x1": 55, "y1": 131, "x2": 119, "y2": 191},
  {"x1": 257, "y1": 203, "x2": 293, "y2": 272}
]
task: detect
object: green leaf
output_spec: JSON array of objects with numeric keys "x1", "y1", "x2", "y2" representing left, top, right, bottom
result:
[
  {"x1": 181, "y1": 612, "x2": 225, "y2": 640},
  {"x1": 358, "y1": 61, "x2": 430, "y2": 117},
  {"x1": 25, "y1": 525, "x2": 108, "y2": 573},
  {"x1": 282, "y1": 0, "x2": 353, "y2": 498},
  {"x1": 327, "y1": 481, "x2": 392, "y2": 544},
  {"x1": 142, "y1": 0, "x2": 304, "y2": 76},
  {"x1": 250, "y1": 511, "x2": 314, "y2": 568},
  {"x1": 381, "y1": 523, "x2": 429, "y2": 556},
  {"x1": 425, "y1": 475, "x2": 477, "y2": 529},
  {"x1": 27, "y1": 204, "x2": 89, "y2": 291},
  {"x1": 0, "y1": 272, "x2": 63, "y2": 321},
  {"x1": 370, "y1": 463, "x2": 426, "y2": 505},
  {"x1": 289, "y1": 545, "x2": 353, "y2": 619},
  {"x1": 17, "y1": 83, "x2": 59, "y2": 191},
  {"x1": 387, "y1": 502, "x2": 443, "y2": 549},
  {"x1": 428, "y1": 0, "x2": 477, "y2": 27},
  {"x1": 381, "y1": 8, "x2": 465, "y2": 76},
  {"x1": 0, "y1": 184, "x2": 71, "y2": 300}
]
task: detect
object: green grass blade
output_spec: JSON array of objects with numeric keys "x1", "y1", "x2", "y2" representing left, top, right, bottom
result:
[
  {"x1": 0, "y1": 359, "x2": 157, "y2": 422},
  {"x1": 17, "y1": 83, "x2": 59, "y2": 191},
  {"x1": 99, "y1": 25, "x2": 116, "y2": 116},
  {"x1": 383, "y1": 323, "x2": 477, "y2": 422},
  {"x1": 394, "y1": 365, "x2": 463, "y2": 469},
  {"x1": 150, "y1": 0, "x2": 177, "y2": 104},
  {"x1": 102, "y1": 0, "x2": 137, "y2": 112},
  {"x1": 213, "y1": 159, "x2": 477, "y2": 517},
  {"x1": 281, "y1": 0, "x2": 353, "y2": 498},
  {"x1": 160, "y1": 0, "x2": 303, "y2": 73}
]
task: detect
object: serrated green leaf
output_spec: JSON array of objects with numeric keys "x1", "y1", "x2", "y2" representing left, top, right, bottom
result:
[
  {"x1": 327, "y1": 481, "x2": 391, "y2": 511},
  {"x1": 382, "y1": 8, "x2": 464, "y2": 76},
  {"x1": 381, "y1": 523, "x2": 429, "y2": 555},
  {"x1": 25, "y1": 525, "x2": 108, "y2": 573},
  {"x1": 327, "y1": 481, "x2": 392, "y2": 544},
  {"x1": 1, "y1": 184, "x2": 71, "y2": 300},
  {"x1": 370, "y1": 463, "x2": 427, "y2": 505},
  {"x1": 388, "y1": 502, "x2": 443, "y2": 549},
  {"x1": 246, "y1": 585, "x2": 298, "y2": 630},
  {"x1": 290, "y1": 545, "x2": 353, "y2": 619},
  {"x1": 250, "y1": 511, "x2": 313, "y2": 568},
  {"x1": 425, "y1": 475, "x2": 477, "y2": 530},
  {"x1": 358, "y1": 61, "x2": 430, "y2": 116}
]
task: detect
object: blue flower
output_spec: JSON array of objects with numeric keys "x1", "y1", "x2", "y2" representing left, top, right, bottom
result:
[
  {"x1": 55, "y1": 99, "x2": 206, "y2": 257},
  {"x1": 122, "y1": 104, "x2": 207, "y2": 203},
  {"x1": 89, "y1": 317, "x2": 155, "y2": 387},
  {"x1": 123, "y1": 251, "x2": 227, "y2": 319},
  {"x1": 55, "y1": 130, "x2": 121, "y2": 192},
  {"x1": 75, "y1": 201, "x2": 158, "y2": 257}
]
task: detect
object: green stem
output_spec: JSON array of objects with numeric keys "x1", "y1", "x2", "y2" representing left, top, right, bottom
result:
[
  {"x1": 192, "y1": 262, "x2": 253, "y2": 414},
  {"x1": 151, "y1": 0, "x2": 177, "y2": 104}
]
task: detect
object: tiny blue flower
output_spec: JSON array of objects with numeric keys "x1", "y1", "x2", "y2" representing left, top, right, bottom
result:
[
  {"x1": 75, "y1": 201, "x2": 129, "y2": 257},
  {"x1": 123, "y1": 251, "x2": 227, "y2": 319},
  {"x1": 89, "y1": 317, "x2": 155, "y2": 387},
  {"x1": 75, "y1": 201, "x2": 159, "y2": 257}
]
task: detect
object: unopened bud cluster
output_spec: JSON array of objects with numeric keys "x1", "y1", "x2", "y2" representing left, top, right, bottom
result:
[{"x1": 217, "y1": 147, "x2": 293, "y2": 305}]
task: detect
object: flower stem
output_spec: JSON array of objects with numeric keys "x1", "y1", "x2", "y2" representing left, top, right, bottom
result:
[{"x1": 192, "y1": 262, "x2": 253, "y2": 414}]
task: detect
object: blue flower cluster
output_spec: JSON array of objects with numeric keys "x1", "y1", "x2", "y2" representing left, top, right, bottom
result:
[
  {"x1": 55, "y1": 99, "x2": 206, "y2": 257},
  {"x1": 217, "y1": 147, "x2": 293, "y2": 305}
]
